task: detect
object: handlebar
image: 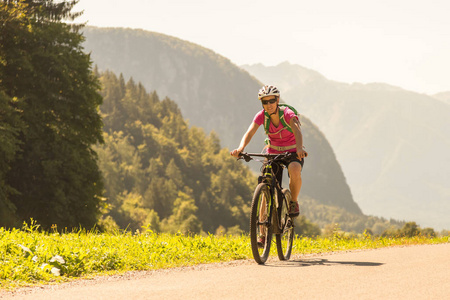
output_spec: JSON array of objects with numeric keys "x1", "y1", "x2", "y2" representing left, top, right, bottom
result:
[{"x1": 238, "y1": 152, "x2": 298, "y2": 163}]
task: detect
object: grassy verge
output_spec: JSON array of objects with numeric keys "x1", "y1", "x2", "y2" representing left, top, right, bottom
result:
[{"x1": 1, "y1": 222, "x2": 449, "y2": 290}]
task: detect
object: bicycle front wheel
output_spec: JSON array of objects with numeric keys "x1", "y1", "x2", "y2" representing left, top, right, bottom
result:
[
  {"x1": 276, "y1": 189, "x2": 294, "y2": 260},
  {"x1": 250, "y1": 183, "x2": 273, "y2": 264}
]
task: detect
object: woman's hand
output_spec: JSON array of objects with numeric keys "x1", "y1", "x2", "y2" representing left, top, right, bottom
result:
[
  {"x1": 297, "y1": 149, "x2": 308, "y2": 160},
  {"x1": 230, "y1": 148, "x2": 243, "y2": 158}
]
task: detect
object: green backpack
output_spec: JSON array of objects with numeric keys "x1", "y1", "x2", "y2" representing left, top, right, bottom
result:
[{"x1": 263, "y1": 103, "x2": 299, "y2": 136}]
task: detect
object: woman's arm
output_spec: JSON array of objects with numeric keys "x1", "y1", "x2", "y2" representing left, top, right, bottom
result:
[
  {"x1": 290, "y1": 117, "x2": 307, "y2": 159},
  {"x1": 230, "y1": 122, "x2": 260, "y2": 157}
]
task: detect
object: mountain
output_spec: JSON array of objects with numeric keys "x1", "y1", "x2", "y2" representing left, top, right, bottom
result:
[
  {"x1": 433, "y1": 91, "x2": 450, "y2": 105},
  {"x1": 82, "y1": 27, "x2": 362, "y2": 216},
  {"x1": 242, "y1": 62, "x2": 450, "y2": 230}
]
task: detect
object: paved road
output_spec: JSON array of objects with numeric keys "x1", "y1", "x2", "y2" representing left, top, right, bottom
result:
[{"x1": 3, "y1": 243, "x2": 450, "y2": 299}]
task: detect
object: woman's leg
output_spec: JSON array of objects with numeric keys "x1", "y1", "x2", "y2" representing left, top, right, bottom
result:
[{"x1": 288, "y1": 161, "x2": 302, "y2": 202}]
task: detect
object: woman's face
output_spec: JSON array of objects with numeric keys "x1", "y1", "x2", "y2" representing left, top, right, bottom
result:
[{"x1": 261, "y1": 96, "x2": 278, "y2": 115}]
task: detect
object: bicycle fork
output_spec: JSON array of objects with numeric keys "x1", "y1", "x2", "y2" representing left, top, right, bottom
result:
[
  {"x1": 258, "y1": 164, "x2": 286, "y2": 235},
  {"x1": 257, "y1": 187, "x2": 271, "y2": 237},
  {"x1": 257, "y1": 188, "x2": 284, "y2": 235}
]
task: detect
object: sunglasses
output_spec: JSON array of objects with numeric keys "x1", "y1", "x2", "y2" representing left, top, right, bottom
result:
[{"x1": 261, "y1": 98, "x2": 277, "y2": 105}]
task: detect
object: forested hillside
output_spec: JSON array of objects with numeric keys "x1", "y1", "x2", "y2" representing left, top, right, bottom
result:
[
  {"x1": 82, "y1": 27, "x2": 362, "y2": 216},
  {"x1": 95, "y1": 71, "x2": 257, "y2": 234}
]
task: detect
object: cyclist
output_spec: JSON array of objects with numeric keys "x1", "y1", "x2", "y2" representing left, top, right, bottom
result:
[{"x1": 230, "y1": 85, "x2": 307, "y2": 218}]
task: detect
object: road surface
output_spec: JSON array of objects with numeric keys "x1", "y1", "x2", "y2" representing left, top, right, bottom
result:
[{"x1": 3, "y1": 243, "x2": 449, "y2": 299}]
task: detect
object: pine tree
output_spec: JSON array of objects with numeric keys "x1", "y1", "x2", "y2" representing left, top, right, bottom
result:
[
  {"x1": 0, "y1": 0, "x2": 103, "y2": 228},
  {"x1": 0, "y1": 91, "x2": 22, "y2": 226}
]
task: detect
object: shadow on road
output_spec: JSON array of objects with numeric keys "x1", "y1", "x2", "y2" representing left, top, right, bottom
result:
[{"x1": 265, "y1": 258, "x2": 384, "y2": 268}]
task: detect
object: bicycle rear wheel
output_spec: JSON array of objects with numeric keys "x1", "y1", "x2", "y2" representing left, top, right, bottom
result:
[
  {"x1": 250, "y1": 183, "x2": 273, "y2": 264},
  {"x1": 276, "y1": 189, "x2": 294, "y2": 260}
]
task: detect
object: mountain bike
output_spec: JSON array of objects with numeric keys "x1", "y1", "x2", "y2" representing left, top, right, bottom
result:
[{"x1": 238, "y1": 152, "x2": 296, "y2": 264}]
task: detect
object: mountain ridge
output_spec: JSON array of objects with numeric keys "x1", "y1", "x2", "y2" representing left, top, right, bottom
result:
[
  {"x1": 433, "y1": 91, "x2": 450, "y2": 105},
  {"x1": 82, "y1": 26, "x2": 362, "y2": 216},
  {"x1": 242, "y1": 62, "x2": 450, "y2": 230}
]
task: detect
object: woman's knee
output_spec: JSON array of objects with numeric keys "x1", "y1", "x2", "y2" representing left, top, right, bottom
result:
[{"x1": 288, "y1": 162, "x2": 302, "y2": 179}]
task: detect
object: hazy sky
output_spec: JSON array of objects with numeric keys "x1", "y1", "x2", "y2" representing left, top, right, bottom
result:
[{"x1": 73, "y1": 0, "x2": 450, "y2": 95}]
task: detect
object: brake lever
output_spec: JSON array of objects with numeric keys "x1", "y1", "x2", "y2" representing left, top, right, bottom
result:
[{"x1": 238, "y1": 152, "x2": 252, "y2": 162}]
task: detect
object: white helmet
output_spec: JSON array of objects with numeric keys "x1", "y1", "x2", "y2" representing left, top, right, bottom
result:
[{"x1": 258, "y1": 85, "x2": 280, "y2": 100}]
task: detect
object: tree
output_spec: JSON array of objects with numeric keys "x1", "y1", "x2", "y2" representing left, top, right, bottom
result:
[
  {"x1": 161, "y1": 191, "x2": 202, "y2": 234},
  {"x1": 0, "y1": 91, "x2": 22, "y2": 226},
  {"x1": 98, "y1": 71, "x2": 126, "y2": 133},
  {"x1": 295, "y1": 216, "x2": 322, "y2": 237},
  {"x1": 117, "y1": 192, "x2": 160, "y2": 232},
  {"x1": 399, "y1": 222, "x2": 420, "y2": 237},
  {"x1": 0, "y1": 0, "x2": 104, "y2": 229},
  {"x1": 420, "y1": 227, "x2": 436, "y2": 238}
]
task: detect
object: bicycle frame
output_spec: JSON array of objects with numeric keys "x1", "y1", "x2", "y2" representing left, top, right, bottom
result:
[{"x1": 240, "y1": 152, "x2": 294, "y2": 232}]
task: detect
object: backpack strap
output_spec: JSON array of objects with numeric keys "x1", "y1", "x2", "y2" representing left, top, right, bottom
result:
[
  {"x1": 264, "y1": 106, "x2": 294, "y2": 135},
  {"x1": 279, "y1": 106, "x2": 293, "y2": 133},
  {"x1": 264, "y1": 111, "x2": 270, "y2": 135}
]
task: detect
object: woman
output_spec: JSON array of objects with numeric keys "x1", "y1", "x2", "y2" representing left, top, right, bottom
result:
[{"x1": 230, "y1": 85, "x2": 307, "y2": 217}]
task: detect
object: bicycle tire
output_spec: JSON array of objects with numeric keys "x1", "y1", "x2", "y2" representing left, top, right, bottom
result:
[
  {"x1": 250, "y1": 183, "x2": 273, "y2": 264},
  {"x1": 276, "y1": 188, "x2": 294, "y2": 260}
]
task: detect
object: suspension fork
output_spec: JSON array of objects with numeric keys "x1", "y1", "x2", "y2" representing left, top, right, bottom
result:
[
  {"x1": 267, "y1": 167, "x2": 283, "y2": 234},
  {"x1": 258, "y1": 164, "x2": 276, "y2": 230}
]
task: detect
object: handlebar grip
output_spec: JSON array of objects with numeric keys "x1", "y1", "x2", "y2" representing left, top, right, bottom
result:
[{"x1": 238, "y1": 152, "x2": 252, "y2": 162}]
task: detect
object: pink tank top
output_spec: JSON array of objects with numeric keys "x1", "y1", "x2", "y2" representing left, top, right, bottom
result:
[{"x1": 253, "y1": 107, "x2": 299, "y2": 154}]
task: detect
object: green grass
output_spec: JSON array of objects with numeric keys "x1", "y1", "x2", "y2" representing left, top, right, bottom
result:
[{"x1": 1, "y1": 221, "x2": 449, "y2": 290}]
